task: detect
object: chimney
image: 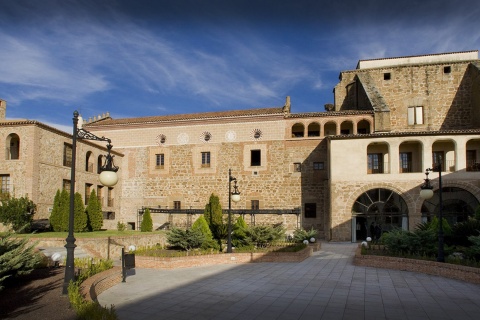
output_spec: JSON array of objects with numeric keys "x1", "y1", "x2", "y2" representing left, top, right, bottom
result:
[
  {"x1": 0, "y1": 99, "x2": 6, "y2": 120},
  {"x1": 283, "y1": 96, "x2": 291, "y2": 115}
]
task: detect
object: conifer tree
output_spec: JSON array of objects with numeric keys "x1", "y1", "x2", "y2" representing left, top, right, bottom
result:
[
  {"x1": 86, "y1": 189, "x2": 103, "y2": 231},
  {"x1": 60, "y1": 189, "x2": 70, "y2": 232},
  {"x1": 49, "y1": 190, "x2": 62, "y2": 231},
  {"x1": 140, "y1": 208, "x2": 153, "y2": 232},
  {"x1": 203, "y1": 194, "x2": 223, "y2": 229},
  {"x1": 73, "y1": 192, "x2": 87, "y2": 232}
]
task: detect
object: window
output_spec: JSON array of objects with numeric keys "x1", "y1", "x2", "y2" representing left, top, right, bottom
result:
[
  {"x1": 294, "y1": 163, "x2": 301, "y2": 172},
  {"x1": 407, "y1": 106, "x2": 423, "y2": 125},
  {"x1": 85, "y1": 183, "x2": 92, "y2": 204},
  {"x1": 103, "y1": 212, "x2": 115, "y2": 220},
  {"x1": 63, "y1": 179, "x2": 71, "y2": 193},
  {"x1": 107, "y1": 187, "x2": 114, "y2": 207},
  {"x1": 86, "y1": 152, "x2": 94, "y2": 172},
  {"x1": 63, "y1": 143, "x2": 72, "y2": 167},
  {"x1": 313, "y1": 162, "x2": 324, "y2": 170},
  {"x1": 0, "y1": 175, "x2": 10, "y2": 194},
  {"x1": 384, "y1": 73, "x2": 391, "y2": 80},
  {"x1": 444, "y1": 66, "x2": 451, "y2": 74},
  {"x1": 399, "y1": 152, "x2": 412, "y2": 173},
  {"x1": 251, "y1": 150, "x2": 261, "y2": 166},
  {"x1": 201, "y1": 152, "x2": 211, "y2": 168},
  {"x1": 6, "y1": 134, "x2": 20, "y2": 160},
  {"x1": 97, "y1": 186, "x2": 104, "y2": 206},
  {"x1": 174, "y1": 201, "x2": 181, "y2": 210},
  {"x1": 156, "y1": 153, "x2": 164, "y2": 169},
  {"x1": 368, "y1": 153, "x2": 383, "y2": 174},
  {"x1": 251, "y1": 200, "x2": 259, "y2": 210},
  {"x1": 305, "y1": 203, "x2": 316, "y2": 218},
  {"x1": 340, "y1": 129, "x2": 350, "y2": 135},
  {"x1": 432, "y1": 151, "x2": 445, "y2": 170},
  {"x1": 467, "y1": 150, "x2": 478, "y2": 171}
]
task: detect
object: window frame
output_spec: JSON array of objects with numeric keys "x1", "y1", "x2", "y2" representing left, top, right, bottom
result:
[
  {"x1": 251, "y1": 150, "x2": 261, "y2": 166},
  {"x1": 313, "y1": 162, "x2": 325, "y2": 170},
  {"x1": 156, "y1": 153, "x2": 165, "y2": 169},
  {"x1": 201, "y1": 151, "x2": 211, "y2": 168},
  {"x1": 407, "y1": 106, "x2": 424, "y2": 125},
  {"x1": 0, "y1": 174, "x2": 11, "y2": 194},
  {"x1": 304, "y1": 203, "x2": 317, "y2": 218}
]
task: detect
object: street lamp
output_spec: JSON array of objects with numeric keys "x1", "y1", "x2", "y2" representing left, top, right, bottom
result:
[
  {"x1": 419, "y1": 163, "x2": 445, "y2": 263},
  {"x1": 63, "y1": 110, "x2": 119, "y2": 294},
  {"x1": 227, "y1": 169, "x2": 241, "y2": 253}
]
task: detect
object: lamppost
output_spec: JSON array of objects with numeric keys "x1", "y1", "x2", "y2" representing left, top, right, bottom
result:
[
  {"x1": 419, "y1": 163, "x2": 445, "y2": 263},
  {"x1": 227, "y1": 169, "x2": 241, "y2": 253},
  {"x1": 63, "y1": 111, "x2": 119, "y2": 294}
]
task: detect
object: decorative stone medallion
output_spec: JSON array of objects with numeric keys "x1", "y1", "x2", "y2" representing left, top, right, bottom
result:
[
  {"x1": 156, "y1": 134, "x2": 166, "y2": 146},
  {"x1": 177, "y1": 132, "x2": 189, "y2": 145},
  {"x1": 225, "y1": 130, "x2": 237, "y2": 142}
]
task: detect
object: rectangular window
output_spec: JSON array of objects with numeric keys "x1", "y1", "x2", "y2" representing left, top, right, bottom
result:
[
  {"x1": 367, "y1": 153, "x2": 383, "y2": 174},
  {"x1": 384, "y1": 72, "x2": 391, "y2": 80},
  {"x1": 174, "y1": 201, "x2": 181, "y2": 210},
  {"x1": 156, "y1": 154, "x2": 164, "y2": 169},
  {"x1": 432, "y1": 151, "x2": 445, "y2": 171},
  {"x1": 399, "y1": 152, "x2": 412, "y2": 173},
  {"x1": 304, "y1": 203, "x2": 317, "y2": 218},
  {"x1": 63, "y1": 143, "x2": 72, "y2": 167},
  {"x1": 294, "y1": 163, "x2": 301, "y2": 172},
  {"x1": 407, "y1": 106, "x2": 424, "y2": 125},
  {"x1": 107, "y1": 187, "x2": 114, "y2": 207},
  {"x1": 85, "y1": 183, "x2": 92, "y2": 205},
  {"x1": 201, "y1": 152, "x2": 211, "y2": 168},
  {"x1": 97, "y1": 186, "x2": 104, "y2": 206},
  {"x1": 103, "y1": 212, "x2": 115, "y2": 220},
  {"x1": 313, "y1": 162, "x2": 324, "y2": 170},
  {"x1": 251, "y1": 150, "x2": 261, "y2": 166},
  {"x1": 0, "y1": 174, "x2": 10, "y2": 194},
  {"x1": 467, "y1": 150, "x2": 477, "y2": 171},
  {"x1": 251, "y1": 200, "x2": 259, "y2": 210},
  {"x1": 63, "y1": 179, "x2": 71, "y2": 193}
]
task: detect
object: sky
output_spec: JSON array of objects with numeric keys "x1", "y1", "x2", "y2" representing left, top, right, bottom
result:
[{"x1": 0, "y1": 0, "x2": 479, "y2": 133}]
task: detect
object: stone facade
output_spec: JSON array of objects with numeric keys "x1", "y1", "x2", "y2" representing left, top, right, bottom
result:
[{"x1": 2, "y1": 50, "x2": 480, "y2": 242}]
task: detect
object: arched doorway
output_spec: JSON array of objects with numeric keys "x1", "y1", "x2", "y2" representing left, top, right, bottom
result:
[
  {"x1": 351, "y1": 188, "x2": 409, "y2": 242},
  {"x1": 421, "y1": 187, "x2": 480, "y2": 225}
]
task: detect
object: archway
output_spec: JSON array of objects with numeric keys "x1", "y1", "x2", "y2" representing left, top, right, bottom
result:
[
  {"x1": 351, "y1": 188, "x2": 409, "y2": 242},
  {"x1": 291, "y1": 123, "x2": 304, "y2": 138},
  {"x1": 6, "y1": 133, "x2": 20, "y2": 160},
  {"x1": 421, "y1": 187, "x2": 479, "y2": 225}
]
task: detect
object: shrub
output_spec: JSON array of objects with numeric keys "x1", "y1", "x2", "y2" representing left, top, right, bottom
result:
[
  {"x1": 203, "y1": 194, "x2": 223, "y2": 238},
  {"x1": 245, "y1": 225, "x2": 285, "y2": 248},
  {"x1": 50, "y1": 190, "x2": 63, "y2": 232},
  {"x1": 450, "y1": 219, "x2": 480, "y2": 246},
  {"x1": 117, "y1": 221, "x2": 127, "y2": 231},
  {"x1": 0, "y1": 232, "x2": 42, "y2": 291},
  {"x1": 166, "y1": 227, "x2": 205, "y2": 251},
  {"x1": 0, "y1": 195, "x2": 36, "y2": 233},
  {"x1": 232, "y1": 216, "x2": 250, "y2": 248},
  {"x1": 140, "y1": 208, "x2": 153, "y2": 232},
  {"x1": 74, "y1": 192, "x2": 87, "y2": 232},
  {"x1": 192, "y1": 216, "x2": 218, "y2": 250},
  {"x1": 67, "y1": 258, "x2": 116, "y2": 320},
  {"x1": 466, "y1": 234, "x2": 480, "y2": 261},
  {"x1": 86, "y1": 189, "x2": 103, "y2": 231},
  {"x1": 381, "y1": 228, "x2": 437, "y2": 257},
  {"x1": 293, "y1": 227, "x2": 318, "y2": 243}
]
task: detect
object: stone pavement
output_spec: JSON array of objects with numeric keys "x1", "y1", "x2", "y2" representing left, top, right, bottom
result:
[{"x1": 97, "y1": 242, "x2": 480, "y2": 320}]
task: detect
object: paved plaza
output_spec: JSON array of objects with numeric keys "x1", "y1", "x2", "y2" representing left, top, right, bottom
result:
[{"x1": 98, "y1": 242, "x2": 480, "y2": 320}]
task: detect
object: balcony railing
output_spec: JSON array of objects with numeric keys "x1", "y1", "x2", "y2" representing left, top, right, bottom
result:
[{"x1": 368, "y1": 162, "x2": 389, "y2": 174}]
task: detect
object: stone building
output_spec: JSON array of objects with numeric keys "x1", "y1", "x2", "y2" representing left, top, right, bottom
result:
[
  {"x1": 2, "y1": 50, "x2": 480, "y2": 241},
  {"x1": 0, "y1": 100, "x2": 123, "y2": 230}
]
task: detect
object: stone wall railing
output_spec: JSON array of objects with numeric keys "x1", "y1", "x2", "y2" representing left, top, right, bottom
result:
[
  {"x1": 80, "y1": 267, "x2": 122, "y2": 302},
  {"x1": 353, "y1": 246, "x2": 480, "y2": 284}
]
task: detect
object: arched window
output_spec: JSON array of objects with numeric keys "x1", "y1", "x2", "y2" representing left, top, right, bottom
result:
[
  {"x1": 367, "y1": 142, "x2": 390, "y2": 174},
  {"x1": 307, "y1": 122, "x2": 320, "y2": 137},
  {"x1": 340, "y1": 121, "x2": 353, "y2": 135},
  {"x1": 86, "y1": 151, "x2": 94, "y2": 172},
  {"x1": 97, "y1": 155, "x2": 104, "y2": 174},
  {"x1": 6, "y1": 133, "x2": 20, "y2": 160},
  {"x1": 352, "y1": 188, "x2": 409, "y2": 241},
  {"x1": 323, "y1": 122, "x2": 337, "y2": 136},
  {"x1": 291, "y1": 123, "x2": 304, "y2": 138},
  {"x1": 357, "y1": 120, "x2": 371, "y2": 134}
]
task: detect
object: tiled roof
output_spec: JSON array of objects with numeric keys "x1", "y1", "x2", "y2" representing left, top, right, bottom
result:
[
  {"x1": 286, "y1": 110, "x2": 373, "y2": 118},
  {"x1": 85, "y1": 107, "x2": 285, "y2": 127},
  {"x1": 328, "y1": 128, "x2": 480, "y2": 140}
]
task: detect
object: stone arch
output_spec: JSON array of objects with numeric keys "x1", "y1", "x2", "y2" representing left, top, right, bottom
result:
[
  {"x1": 97, "y1": 155, "x2": 104, "y2": 174},
  {"x1": 399, "y1": 140, "x2": 423, "y2": 173},
  {"x1": 340, "y1": 120, "x2": 354, "y2": 135},
  {"x1": 367, "y1": 141, "x2": 390, "y2": 174},
  {"x1": 432, "y1": 139, "x2": 456, "y2": 172},
  {"x1": 323, "y1": 121, "x2": 337, "y2": 136},
  {"x1": 307, "y1": 122, "x2": 320, "y2": 137},
  {"x1": 357, "y1": 119, "x2": 372, "y2": 134},
  {"x1": 6, "y1": 133, "x2": 20, "y2": 160},
  {"x1": 86, "y1": 151, "x2": 94, "y2": 172},
  {"x1": 466, "y1": 138, "x2": 480, "y2": 171},
  {"x1": 291, "y1": 123, "x2": 305, "y2": 138}
]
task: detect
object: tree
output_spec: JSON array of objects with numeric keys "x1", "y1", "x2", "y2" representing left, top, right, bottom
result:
[
  {"x1": 0, "y1": 195, "x2": 36, "y2": 233},
  {"x1": 140, "y1": 208, "x2": 153, "y2": 232},
  {"x1": 49, "y1": 190, "x2": 63, "y2": 231},
  {"x1": 60, "y1": 189, "x2": 70, "y2": 232},
  {"x1": 73, "y1": 192, "x2": 87, "y2": 232},
  {"x1": 0, "y1": 232, "x2": 42, "y2": 291},
  {"x1": 86, "y1": 189, "x2": 103, "y2": 231},
  {"x1": 203, "y1": 194, "x2": 224, "y2": 240},
  {"x1": 192, "y1": 216, "x2": 218, "y2": 250}
]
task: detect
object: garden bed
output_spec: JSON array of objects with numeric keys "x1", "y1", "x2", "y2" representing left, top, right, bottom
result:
[{"x1": 354, "y1": 246, "x2": 480, "y2": 284}]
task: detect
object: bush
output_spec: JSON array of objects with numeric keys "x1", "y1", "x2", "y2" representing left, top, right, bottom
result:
[
  {"x1": 245, "y1": 225, "x2": 285, "y2": 248},
  {"x1": 0, "y1": 232, "x2": 42, "y2": 291},
  {"x1": 381, "y1": 228, "x2": 437, "y2": 257},
  {"x1": 67, "y1": 258, "x2": 116, "y2": 320},
  {"x1": 166, "y1": 227, "x2": 205, "y2": 251},
  {"x1": 117, "y1": 221, "x2": 127, "y2": 231},
  {"x1": 86, "y1": 190, "x2": 103, "y2": 231},
  {"x1": 74, "y1": 192, "x2": 87, "y2": 232},
  {"x1": 293, "y1": 227, "x2": 318, "y2": 243},
  {"x1": 140, "y1": 208, "x2": 153, "y2": 232},
  {"x1": 450, "y1": 219, "x2": 480, "y2": 246},
  {"x1": 0, "y1": 195, "x2": 36, "y2": 233},
  {"x1": 192, "y1": 216, "x2": 218, "y2": 250},
  {"x1": 232, "y1": 216, "x2": 250, "y2": 248},
  {"x1": 466, "y1": 234, "x2": 480, "y2": 261}
]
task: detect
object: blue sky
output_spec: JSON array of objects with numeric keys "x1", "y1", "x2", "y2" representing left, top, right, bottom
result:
[{"x1": 0, "y1": 0, "x2": 479, "y2": 133}]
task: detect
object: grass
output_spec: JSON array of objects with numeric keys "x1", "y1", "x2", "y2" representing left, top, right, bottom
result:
[{"x1": 7, "y1": 230, "x2": 166, "y2": 239}]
